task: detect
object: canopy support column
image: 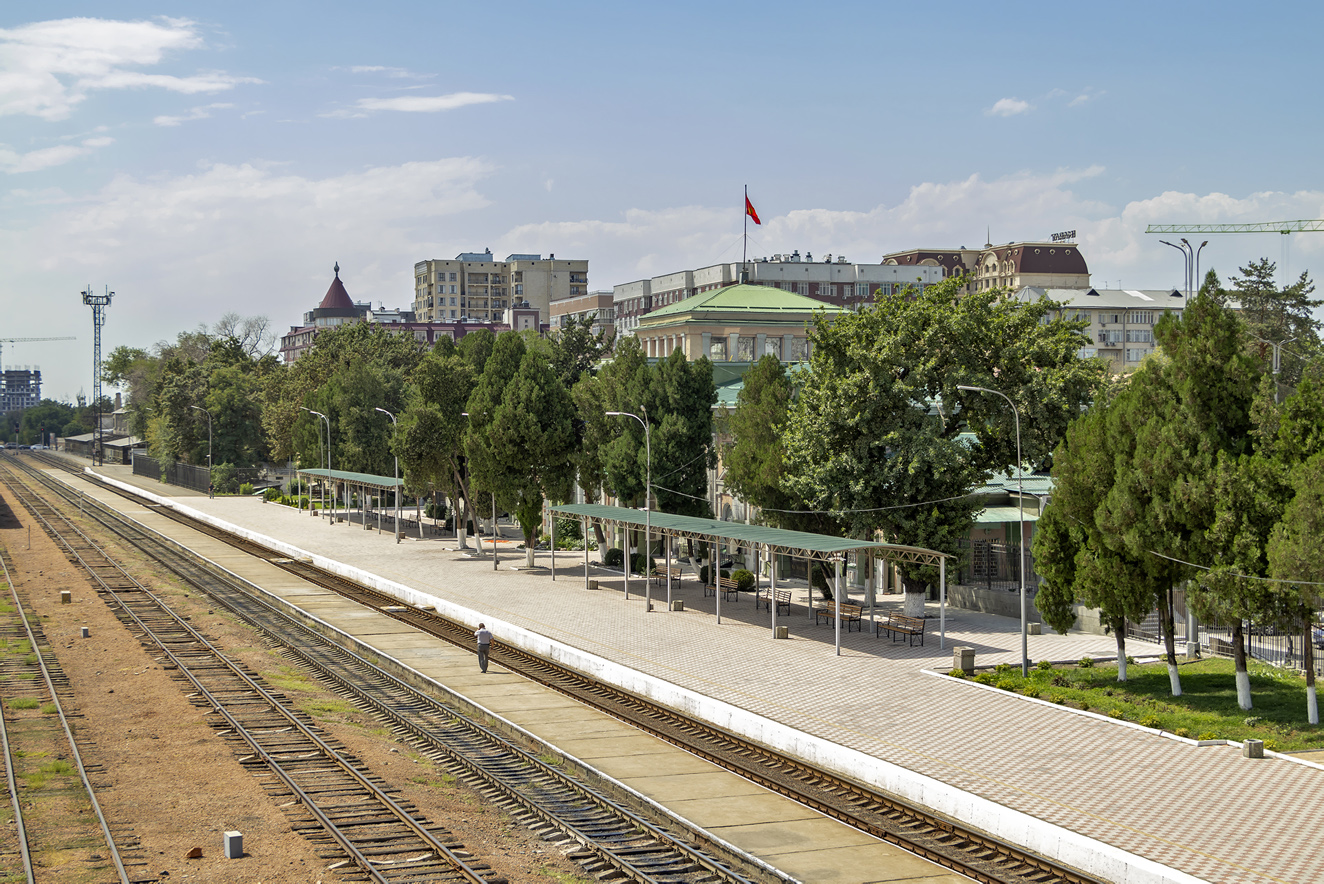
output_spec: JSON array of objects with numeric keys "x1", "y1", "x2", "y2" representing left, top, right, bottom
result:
[
  {"x1": 868, "y1": 553, "x2": 876, "y2": 636},
  {"x1": 550, "y1": 509, "x2": 556, "y2": 581},
  {"x1": 769, "y1": 544, "x2": 777, "y2": 636},
  {"x1": 713, "y1": 539, "x2": 721, "y2": 625},
  {"x1": 665, "y1": 535, "x2": 673, "y2": 610},
  {"x1": 940, "y1": 556, "x2": 947, "y2": 650},
  {"x1": 623, "y1": 520, "x2": 630, "y2": 600},
  {"x1": 583, "y1": 517, "x2": 590, "y2": 590},
  {"x1": 834, "y1": 558, "x2": 843, "y2": 657}
]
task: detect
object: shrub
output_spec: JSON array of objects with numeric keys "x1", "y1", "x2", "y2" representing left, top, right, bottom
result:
[
  {"x1": 1078, "y1": 656, "x2": 1095, "y2": 668},
  {"x1": 603, "y1": 548, "x2": 624, "y2": 568},
  {"x1": 973, "y1": 672, "x2": 997, "y2": 685},
  {"x1": 1139, "y1": 715, "x2": 1162, "y2": 729},
  {"x1": 211, "y1": 462, "x2": 238, "y2": 493},
  {"x1": 239, "y1": 482, "x2": 254, "y2": 496},
  {"x1": 629, "y1": 552, "x2": 655, "y2": 575},
  {"x1": 1106, "y1": 708, "x2": 1124, "y2": 719},
  {"x1": 554, "y1": 516, "x2": 582, "y2": 541},
  {"x1": 1049, "y1": 692, "x2": 1066, "y2": 705},
  {"x1": 1196, "y1": 731, "x2": 1218, "y2": 741},
  {"x1": 298, "y1": 495, "x2": 309, "y2": 509},
  {"x1": 731, "y1": 568, "x2": 756, "y2": 592},
  {"x1": 947, "y1": 668, "x2": 967, "y2": 679},
  {"x1": 698, "y1": 566, "x2": 731, "y2": 585},
  {"x1": 995, "y1": 677, "x2": 1017, "y2": 691},
  {"x1": 994, "y1": 662, "x2": 1014, "y2": 675},
  {"x1": 1173, "y1": 728, "x2": 1192, "y2": 739},
  {"x1": 264, "y1": 487, "x2": 280, "y2": 501},
  {"x1": 1051, "y1": 674, "x2": 1070, "y2": 687},
  {"x1": 1036, "y1": 659, "x2": 1053, "y2": 671},
  {"x1": 425, "y1": 499, "x2": 450, "y2": 521},
  {"x1": 1264, "y1": 739, "x2": 1279, "y2": 752}
]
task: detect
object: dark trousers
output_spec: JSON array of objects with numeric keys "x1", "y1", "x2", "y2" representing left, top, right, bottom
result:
[{"x1": 478, "y1": 643, "x2": 490, "y2": 672}]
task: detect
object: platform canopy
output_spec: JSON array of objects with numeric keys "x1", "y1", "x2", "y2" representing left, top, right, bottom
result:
[
  {"x1": 296, "y1": 467, "x2": 402, "y2": 489},
  {"x1": 548, "y1": 503, "x2": 948, "y2": 565}
]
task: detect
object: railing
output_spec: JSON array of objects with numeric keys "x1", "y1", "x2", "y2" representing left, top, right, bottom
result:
[
  {"x1": 955, "y1": 538, "x2": 1038, "y2": 595},
  {"x1": 131, "y1": 452, "x2": 260, "y2": 494}
]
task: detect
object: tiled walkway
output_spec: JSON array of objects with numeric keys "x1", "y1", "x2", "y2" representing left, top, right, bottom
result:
[{"x1": 84, "y1": 464, "x2": 1324, "y2": 883}]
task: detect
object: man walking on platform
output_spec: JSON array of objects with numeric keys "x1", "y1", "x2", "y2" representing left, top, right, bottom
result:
[{"x1": 475, "y1": 622, "x2": 492, "y2": 673}]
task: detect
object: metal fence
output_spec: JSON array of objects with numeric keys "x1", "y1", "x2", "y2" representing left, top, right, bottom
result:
[
  {"x1": 1125, "y1": 605, "x2": 1324, "y2": 675},
  {"x1": 131, "y1": 452, "x2": 261, "y2": 494},
  {"x1": 955, "y1": 538, "x2": 1039, "y2": 596}
]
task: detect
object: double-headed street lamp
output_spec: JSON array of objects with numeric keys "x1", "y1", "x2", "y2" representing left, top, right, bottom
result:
[
  {"x1": 606, "y1": 408, "x2": 652, "y2": 610},
  {"x1": 190, "y1": 405, "x2": 213, "y2": 484},
  {"x1": 374, "y1": 407, "x2": 401, "y2": 544},
  {"x1": 1159, "y1": 238, "x2": 1208, "y2": 298},
  {"x1": 302, "y1": 407, "x2": 333, "y2": 524},
  {"x1": 958, "y1": 384, "x2": 1028, "y2": 677}
]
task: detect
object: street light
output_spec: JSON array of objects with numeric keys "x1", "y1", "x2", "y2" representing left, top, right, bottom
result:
[
  {"x1": 1160, "y1": 239, "x2": 1193, "y2": 297},
  {"x1": 461, "y1": 412, "x2": 498, "y2": 570},
  {"x1": 190, "y1": 405, "x2": 212, "y2": 493},
  {"x1": 302, "y1": 407, "x2": 333, "y2": 524},
  {"x1": 374, "y1": 407, "x2": 400, "y2": 544},
  {"x1": 606, "y1": 408, "x2": 651, "y2": 610},
  {"x1": 958, "y1": 384, "x2": 1028, "y2": 677}
]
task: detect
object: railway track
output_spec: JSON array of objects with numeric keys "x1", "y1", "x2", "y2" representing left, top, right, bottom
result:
[
  {"x1": 22, "y1": 453, "x2": 1107, "y2": 884},
  {"x1": 0, "y1": 511, "x2": 139, "y2": 883},
  {"x1": 3, "y1": 454, "x2": 771, "y2": 884}
]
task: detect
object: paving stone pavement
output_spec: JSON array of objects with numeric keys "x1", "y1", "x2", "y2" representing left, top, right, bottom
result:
[{"x1": 85, "y1": 466, "x2": 1324, "y2": 884}]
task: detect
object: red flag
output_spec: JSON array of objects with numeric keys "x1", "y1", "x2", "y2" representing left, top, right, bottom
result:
[{"x1": 745, "y1": 195, "x2": 761, "y2": 225}]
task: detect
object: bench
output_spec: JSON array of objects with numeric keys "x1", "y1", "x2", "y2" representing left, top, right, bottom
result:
[
  {"x1": 651, "y1": 565, "x2": 683, "y2": 586},
  {"x1": 706, "y1": 576, "x2": 741, "y2": 601},
  {"x1": 879, "y1": 612, "x2": 926, "y2": 646},
  {"x1": 755, "y1": 587, "x2": 791, "y2": 615},
  {"x1": 813, "y1": 602, "x2": 863, "y2": 631}
]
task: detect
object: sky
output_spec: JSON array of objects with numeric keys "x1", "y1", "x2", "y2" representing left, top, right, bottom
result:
[{"x1": 4, "y1": 1, "x2": 1324, "y2": 402}]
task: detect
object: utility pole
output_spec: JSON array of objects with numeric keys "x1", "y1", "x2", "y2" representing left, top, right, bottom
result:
[{"x1": 81, "y1": 285, "x2": 114, "y2": 466}]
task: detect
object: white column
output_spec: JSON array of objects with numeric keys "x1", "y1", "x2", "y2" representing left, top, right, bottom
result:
[{"x1": 834, "y1": 559, "x2": 843, "y2": 656}]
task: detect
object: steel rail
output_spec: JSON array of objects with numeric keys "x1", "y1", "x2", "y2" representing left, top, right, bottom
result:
[
  {"x1": 0, "y1": 503, "x2": 130, "y2": 884},
  {"x1": 0, "y1": 549, "x2": 36, "y2": 884},
  {"x1": 0, "y1": 463, "x2": 496, "y2": 884},
  {"x1": 9, "y1": 455, "x2": 765, "y2": 884},
  {"x1": 25, "y1": 453, "x2": 1103, "y2": 884}
]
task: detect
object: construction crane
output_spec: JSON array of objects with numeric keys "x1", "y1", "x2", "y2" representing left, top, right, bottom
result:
[
  {"x1": 1145, "y1": 220, "x2": 1324, "y2": 290},
  {"x1": 0, "y1": 337, "x2": 77, "y2": 367}
]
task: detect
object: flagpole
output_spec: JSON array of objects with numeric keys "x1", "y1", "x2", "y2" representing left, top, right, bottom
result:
[{"x1": 743, "y1": 184, "x2": 748, "y2": 272}]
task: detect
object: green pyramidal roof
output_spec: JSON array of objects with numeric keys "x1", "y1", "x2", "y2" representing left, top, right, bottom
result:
[{"x1": 644, "y1": 283, "x2": 848, "y2": 320}]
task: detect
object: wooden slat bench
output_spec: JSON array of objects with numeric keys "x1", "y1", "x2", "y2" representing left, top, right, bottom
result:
[
  {"x1": 651, "y1": 565, "x2": 684, "y2": 586},
  {"x1": 756, "y1": 587, "x2": 791, "y2": 614},
  {"x1": 879, "y1": 612, "x2": 926, "y2": 646},
  {"x1": 716, "y1": 576, "x2": 741, "y2": 601},
  {"x1": 813, "y1": 602, "x2": 862, "y2": 631}
]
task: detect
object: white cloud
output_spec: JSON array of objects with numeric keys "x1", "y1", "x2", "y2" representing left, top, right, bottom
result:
[
  {"x1": 0, "y1": 134, "x2": 114, "y2": 173},
  {"x1": 354, "y1": 92, "x2": 513, "y2": 113},
  {"x1": 986, "y1": 97, "x2": 1032, "y2": 117},
  {"x1": 344, "y1": 65, "x2": 427, "y2": 79},
  {"x1": 0, "y1": 17, "x2": 259, "y2": 120},
  {"x1": 154, "y1": 101, "x2": 233, "y2": 126}
]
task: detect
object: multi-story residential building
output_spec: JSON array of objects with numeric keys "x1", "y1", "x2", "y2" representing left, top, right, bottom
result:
[
  {"x1": 1014, "y1": 286, "x2": 1238, "y2": 372},
  {"x1": 549, "y1": 289, "x2": 615, "y2": 338},
  {"x1": 280, "y1": 265, "x2": 544, "y2": 363},
  {"x1": 613, "y1": 253, "x2": 943, "y2": 337},
  {"x1": 883, "y1": 240, "x2": 1091, "y2": 293},
  {"x1": 413, "y1": 250, "x2": 589, "y2": 325},
  {"x1": 0, "y1": 368, "x2": 41, "y2": 412}
]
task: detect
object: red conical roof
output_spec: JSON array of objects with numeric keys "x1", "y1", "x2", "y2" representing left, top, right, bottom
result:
[{"x1": 319, "y1": 263, "x2": 354, "y2": 310}]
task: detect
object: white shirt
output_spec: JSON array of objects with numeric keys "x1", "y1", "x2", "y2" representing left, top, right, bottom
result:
[{"x1": 475, "y1": 627, "x2": 492, "y2": 646}]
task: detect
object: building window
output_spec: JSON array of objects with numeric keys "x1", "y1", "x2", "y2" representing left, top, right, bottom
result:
[
  {"x1": 1129, "y1": 311, "x2": 1154, "y2": 324},
  {"x1": 1125, "y1": 329, "x2": 1153, "y2": 343},
  {"x1": 1125, "y1": 348, "x2": 1146, "y2": 362},
  {"x1": 737, "y1": 337, "x2": 755, "y2": 360},
  {"x1": 450, "y1": 310, "x2": 457, "y2": 318},
  {"x1": 449, "y1": 272, "x2": 457, "y2": 282},
  {"x1": 797, "y1": 283, "x2": 808, "y2": 296},
  {"x1": 790, "y1": 337, "x2": 808, "y2": 360},
  {"x1": 710, "y1": 339, "x2": 727, "y2": 361}
]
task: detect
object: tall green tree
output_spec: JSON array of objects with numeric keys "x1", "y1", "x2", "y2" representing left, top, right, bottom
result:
[
  {"x1": 1228, "y1": 258, "x2": 1320, "y2": 388},
  {"x1": 777, "y1": 277, "x2": 1104, "y2": 610},
  {"x1": 1267, "y1": 451, "x2": 1324, "y2": 725},
  {"x1": 399, "y1": 344, "x2": 477, "y2": 543}
]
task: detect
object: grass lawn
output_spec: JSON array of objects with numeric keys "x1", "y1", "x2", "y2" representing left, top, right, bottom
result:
[{"x1": 955, "y1": 657, "x2": 1324, "y2": 752}]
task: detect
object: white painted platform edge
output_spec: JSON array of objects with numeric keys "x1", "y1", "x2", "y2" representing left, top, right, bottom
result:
[
  {"x1": 73, "y1": 472, "x2": 799, "y2": 884},
  {"x1": 88, "y1": 470, "x2": 1212, "y2": 884},
  {"x1": 925, "y1": 668, "x2": 1324, "y2": 772}
]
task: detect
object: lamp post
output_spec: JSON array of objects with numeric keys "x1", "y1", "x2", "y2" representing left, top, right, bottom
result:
[
  {"x1": 374, "y1": 407, "x2": 401, "y2": 544},
  {"x1": 303, "y1": 407, "x2": 333, "y2": 524},
  {"x1": 606, "y1": 408, "x2": 652, "y2": 610},
  {"x1": 1160, "y1": 239, "x2": 1193, "y2": 297},
  {"x1": 190, "y1": 405, "x2": 212, "y2": 493},
  {"x1": 958, "y1": 384, "x2": 1028, "y2": 677},
  {"x1": 460, "y1": 412, "x2": 497, "y2": 570}
]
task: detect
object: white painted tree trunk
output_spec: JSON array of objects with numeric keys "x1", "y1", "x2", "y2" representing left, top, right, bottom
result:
[
  {"x1": 1236, "y1": 670, "x2": 1253, "y2": 711},
  {"x1": 1168, "y1": 663, "x2": 1182, "y2": 696},
  {"x1": 903, "y1": 591, "x2": 926, "y2": 618},
  {"x1": 1308, "y1": 686, "x2": 1318, "y2": 725},
  {"x1": 1117, "y1": 654, "x2": 1127, "y2": 682},
  {"x1": 526, "y1": 545, "x2": 535, "y2": 568}
]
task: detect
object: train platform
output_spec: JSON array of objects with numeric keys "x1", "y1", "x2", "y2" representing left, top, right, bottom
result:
[{"x1": 70, "y1": 462, "x2": 1324, "y2": 883}]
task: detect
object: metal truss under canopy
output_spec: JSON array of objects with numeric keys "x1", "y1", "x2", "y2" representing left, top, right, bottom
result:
[
  {"x1": 549, "y1": 503, "x2": 949, "y2": 566},
  {"x1": 297, "y1": 467, "x2": 403, "y2": 489}
]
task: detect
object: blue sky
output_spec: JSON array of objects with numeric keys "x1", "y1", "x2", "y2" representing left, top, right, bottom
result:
[{"x1": 4, "y1": 2, "x2": 1324, "y2": 401}]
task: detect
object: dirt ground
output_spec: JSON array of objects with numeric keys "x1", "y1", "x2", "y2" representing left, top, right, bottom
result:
[{"x1": 0, "y1": 481, "x2": 592, "y2": 884}]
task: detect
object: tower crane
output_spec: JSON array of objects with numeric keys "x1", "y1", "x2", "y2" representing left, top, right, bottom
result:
[
  {"x1": 1146, "y1": 220, "x2": 1324, "y2": 289},
  {"x1": 0, "y1": 337, "x2": 77, "y2": 367}
]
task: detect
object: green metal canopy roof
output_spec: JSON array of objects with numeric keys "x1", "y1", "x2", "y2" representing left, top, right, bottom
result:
[
  {"x1": 297, "y1": 467, "x2": 402, "y2": 489},
  {"x1": 974, "y1": 506, "x2": 1040, "y2": 524},
  {"x1": 550, "y1": 503, "x2": 948, "y2": 565},
  {"x1": 643, "y1": 283, "x2": 848, "y2": 321}
]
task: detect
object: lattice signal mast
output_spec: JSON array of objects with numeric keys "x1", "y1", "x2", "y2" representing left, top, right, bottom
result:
[{"x1": 81, "y1": 285, "x2": 114, "y2": 466}]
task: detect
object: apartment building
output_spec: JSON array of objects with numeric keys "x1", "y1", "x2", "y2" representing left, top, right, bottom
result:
[
  {"x1": 413, "y1": 250, "x2": 589, "y2": 325},
  {"x1": 0, "y1": 368, "x2": 41, "y2": 412},
  {"x1": 549, "y1": 289, "x2": 615, "y2": 338},
  {"x1": 1014, "y1": 286, "x2": 1238, "y2": 372},
  {"x1": 883, "y1": 240, "x2": 1091, "y2": 293},
  {"x1": 613, "y1": 253, "x2": 943, "y2": 336}
]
